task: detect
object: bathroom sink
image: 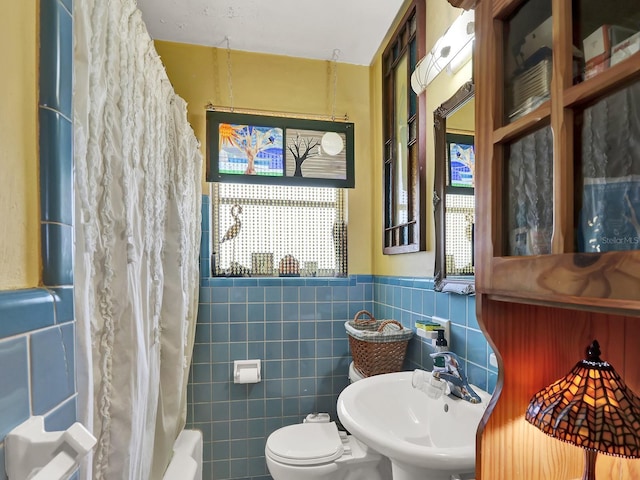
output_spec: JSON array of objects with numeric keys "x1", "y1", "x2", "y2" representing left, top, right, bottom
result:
[{"x1": 337, "y1": 370, "x2": 491, "y2": 480}]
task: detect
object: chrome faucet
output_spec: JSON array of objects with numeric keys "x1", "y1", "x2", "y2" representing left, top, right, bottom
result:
[{"x1": 430, "y1": 352, "x2": 481, "y2": 404}]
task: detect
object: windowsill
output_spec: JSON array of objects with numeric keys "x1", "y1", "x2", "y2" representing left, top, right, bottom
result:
[{"x1": 434, "y1": 276, "x2": 475, "y2": 295}]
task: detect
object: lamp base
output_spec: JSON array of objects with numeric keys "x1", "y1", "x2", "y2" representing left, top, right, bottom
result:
[{"x1": 582, "y1": 449, "x2": 597, "y2": 480}]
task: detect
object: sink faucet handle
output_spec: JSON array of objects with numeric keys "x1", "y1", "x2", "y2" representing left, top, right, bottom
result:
[
  {"x1": 430, "y1": 352, "x2": 482, "y2": 404},
  {"x1": 430, "y1": 352, "x2": 465, "y2": 380}
]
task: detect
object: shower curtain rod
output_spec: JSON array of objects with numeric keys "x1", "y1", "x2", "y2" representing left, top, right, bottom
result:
[{"x1": 204, "y1": 103, "x2": 349, "y2": 122}]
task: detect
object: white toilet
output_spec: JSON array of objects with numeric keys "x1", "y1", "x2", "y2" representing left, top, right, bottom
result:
[
  {"x1": 347, "y1": 361, "x2": 365, "y2": 383},
  {"x1": 265, "y1": 363, "x2": 383, "y2": 480}
]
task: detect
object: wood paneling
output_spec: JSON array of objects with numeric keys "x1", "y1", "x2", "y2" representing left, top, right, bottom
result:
[{"x1": 477, "y1": 299, "x2": 640, "y2": 479}]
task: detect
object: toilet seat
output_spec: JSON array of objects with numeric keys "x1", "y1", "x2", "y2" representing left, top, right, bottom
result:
[{"x1": 266, "y1": 422, "x2": 344, "y2": 466}]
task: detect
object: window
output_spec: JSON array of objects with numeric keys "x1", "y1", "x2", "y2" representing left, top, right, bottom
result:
[
  {"x1": 382, "y1": 0, "x2": 426, "y2": 254},
  {"x1": 211, "y1": 184, "x2": 346, "y2": 277}
]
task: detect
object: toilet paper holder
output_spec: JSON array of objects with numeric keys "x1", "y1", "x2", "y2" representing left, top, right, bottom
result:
[
  {"x1": 234, "y1": 359, "x2": 261, "y2": 384},
  {"x1": 5, "y1": 415, "x2": 97, "y2": 480}
]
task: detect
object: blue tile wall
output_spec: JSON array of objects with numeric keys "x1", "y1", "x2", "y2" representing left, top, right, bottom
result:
[
  {"x1": 31, "y1": 324, "x2": 76, "y2": 415},
  {"x1": 0, "y1": 290, "x2": 55, "y2": 337},
  {"x1": 190, "y1": 195, "x2": 495, "y2": 480},
  {"x1": 0, "y1": 290, "x2": 77, "y2": 479},
  {"x1": 373, "y1": 277, "x2": 496, "y2": 394},
  {"x1": 41, "y1": 223, "x2": 74, "y2": 286},
  {"x1": 191, "y1": 275, "x2": 373, "y2": 480},
  {"x1": 0, "y1": 337, "x2": 31, "y2": 439},
  {"x1": 0, "y1": 0, "x2": 75, "y2": 478},
  {"x1": 39, "y1": 109, "x2": 73, "y2": 226},
  {"x1": 39, "y1": 0, "x2": 73, "y2": 118}
]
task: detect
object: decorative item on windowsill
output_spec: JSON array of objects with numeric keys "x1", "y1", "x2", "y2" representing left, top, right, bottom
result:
[
  {"x1": 220, "y1": 204, "x2": 242, "y2": 244},
  {"x1": 225, "y1": 262, "x2": 251, "y2": 277},
  {"x1": 219, "y1": 204, "x2": 244, "y2": 276},
  {"x1": 252, "y1": 253, "x2": 274, "y2": 276},
  {"x1": 278, "y1": 254, "x2": 300, "y2": 277},
  {"x1": 345, "y1": 310, "x2": 413, "y2": 378},
  {"x1": 302, "y1": 261, "x2": 318, "y2": 277},
  {"x1": 525, "y1": 340, "x2": 640, "y2": 480}
]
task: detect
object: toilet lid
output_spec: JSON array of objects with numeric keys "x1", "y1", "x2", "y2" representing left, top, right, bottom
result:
[{"x1": 266, "y1": 422, "x2": 344, "y2": 466}]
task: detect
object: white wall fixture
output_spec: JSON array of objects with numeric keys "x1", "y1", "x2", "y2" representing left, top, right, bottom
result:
[
  {"x1": 5, "y1": 416, "x2": 96, "y2": 480},
  {"x1": 489, "y1": 352, "x2": 498, "y2": 368},
  {"x1": 414, "y1": 316, "x2": 452, "y2": 349},
  {"x1": 234, "y1": 359, "x2": 261, "y2": 384},
  {"x1": 411, "y1": 9, "x2": 475, "y2": 94},
  {"x1": 430, "y1": 316, "x2": 452, "y2": 349}
]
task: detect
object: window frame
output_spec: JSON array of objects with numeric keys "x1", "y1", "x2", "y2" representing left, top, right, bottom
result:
[
  {"x1": 382, "y1": 0, "x2": 427, "y2": 254},
  {"x1": 206, "y1": 110, "x2": 355, "y2": 188},
  {"x1": 433, "y1": 81, "x2": 475, "y2": 290}
]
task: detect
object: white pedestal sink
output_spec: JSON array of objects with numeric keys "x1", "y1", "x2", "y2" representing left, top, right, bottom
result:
[{"x1": 337, "y1": 371, "x2": 491, "y2": 480}]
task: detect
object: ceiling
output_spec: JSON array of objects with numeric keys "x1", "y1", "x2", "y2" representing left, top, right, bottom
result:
[{"x1": 136, "y1": 0, "x2": 406, "y2": 66}]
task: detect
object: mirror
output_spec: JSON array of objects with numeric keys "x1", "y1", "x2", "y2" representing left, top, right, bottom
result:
[{"x1": 433, "y1": 81, "x2": 475, "y2": 291}]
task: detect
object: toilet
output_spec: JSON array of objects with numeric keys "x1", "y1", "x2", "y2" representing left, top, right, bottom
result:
[
  {"x1": 265, "y1": 362, "x2": 383, "y2": 480},
  {"x1": 347, "y1": 361, "x2": 365, "y2": 383}
]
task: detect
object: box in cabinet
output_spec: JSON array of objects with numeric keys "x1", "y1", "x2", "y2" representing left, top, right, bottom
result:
[
  {"x1": 611, "y1": 30, "x2": 640, "y2": 66},
  {"x1": 509, "y1": 57, "x2": 552, "y2": 120},
  {"x1": 583, "y1": 25, "x2": 636, "y2": 79},
  {"x1": 584, "y1": 57, "x2": 609, "y2": 80},
  {"x1": 521, "y1": 17, "x2": 553, "y2": 62}
]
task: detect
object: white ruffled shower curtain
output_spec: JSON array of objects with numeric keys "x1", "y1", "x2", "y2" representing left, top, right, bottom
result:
[{"x1": 73, "y1": 0, "x2": 202, "y2": 478}]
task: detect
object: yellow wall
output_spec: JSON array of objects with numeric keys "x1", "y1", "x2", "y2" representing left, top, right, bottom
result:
[
  {"x1": 371, "y1": 0, "x2": 472, "y2": 276},
  {"x1": 448, "y1": 98, "x2": 475, "y2": 134},
  {"x1": 154, "y1": 43, "x2": 374, "y2": 274},
  {"x1": 0, "y1": 1, "x2": 40, "y2": 289},
  {"x1": 156, "y1": 0, "x2": 470, "y2": 278},
  {"x1": 0, "y1": 1, "x2": 472, "y2": 287}
]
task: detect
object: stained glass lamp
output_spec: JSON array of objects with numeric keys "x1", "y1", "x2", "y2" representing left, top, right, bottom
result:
[{"x1": 525, "y1": 340, "x2": 640, "y2": 480}]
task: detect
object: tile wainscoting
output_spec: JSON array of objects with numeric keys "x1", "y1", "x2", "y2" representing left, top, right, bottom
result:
[{"x1": 189, "y1": 195, "x2": 496, "y2": 480}]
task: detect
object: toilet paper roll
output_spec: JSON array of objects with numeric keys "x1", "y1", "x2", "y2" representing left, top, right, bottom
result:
[{"x1": 236, "y1": 368, "x2": 259, "y2": 384}]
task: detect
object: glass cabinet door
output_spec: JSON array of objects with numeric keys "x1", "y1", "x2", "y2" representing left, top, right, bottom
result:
[
  {"x1": 572, "y1": 0, "x2": 640, "y2": 85},
  {"x1": 505, "y1": 126, "x2": 554, "y2": 256},
  {"x1": 475, "y1": 0, "x2": 640, "y2": 306},
  {"x1": 576, "y1": 80, "x2": 640, "y2": 253},
  {"x1": 501, "y1": 0, "x2": 554, "y2": 256},
  {"x1": 503, "y1": 0, "x2": 553, "y2": 123},
  {"x1": 571, "y1": 1, "x2": 640, "y2": 252}
]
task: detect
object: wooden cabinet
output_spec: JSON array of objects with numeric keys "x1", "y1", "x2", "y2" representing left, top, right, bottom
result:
[
  {"x1": 475, "y1": 0, "x2": 640, "y2": 314},
  {"x1": 474, "y1": 1, "x2": 640, "y2": 479}
]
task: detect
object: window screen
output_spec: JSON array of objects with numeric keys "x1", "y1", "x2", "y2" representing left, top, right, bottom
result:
[
  {"x1": 445, "y1": 193, "x2": 475, "y2": 275},
  {"x1": 212, "y1": 184, "x2": 346, "y2": 277}
]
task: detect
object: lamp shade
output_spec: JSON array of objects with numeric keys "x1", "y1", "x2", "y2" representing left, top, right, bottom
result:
[{"x1": 526, "y1": 340, "x2": 640, "y2": 459}]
